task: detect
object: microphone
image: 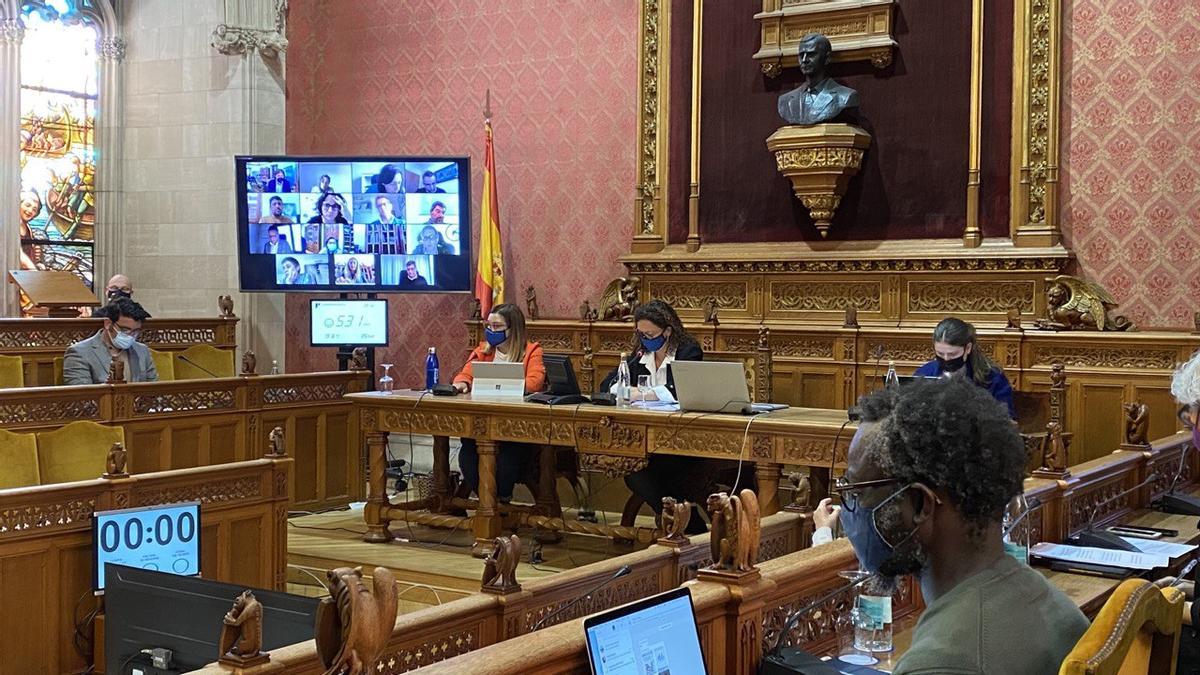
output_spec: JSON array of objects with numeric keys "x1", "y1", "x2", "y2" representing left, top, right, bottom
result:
[
  {"x1": 1001, "y1": 496, "x2": 1042, "y2": 539},
  {"x1": 1067, "y1": 472, "x2": 1158, "y2": 552},
  {"x1": 530, "y1": 565, "x2": 631, "y2": 632},
  {"x1": 177, "y1": 354, "x2": 222, "y2": 378},
  {"x1": 766, "y1": 573, "x2": 871, "y2": 656},
  {"x1": 869, "y1": 344, "x2": 885, "y2": 390},
  {"x1": 1156, "y1": 445, "x2": 1200, "y2": 515}
]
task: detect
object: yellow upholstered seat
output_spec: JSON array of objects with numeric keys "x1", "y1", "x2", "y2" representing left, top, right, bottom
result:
[
  {"x1": 1059, "y1": 578, "x2": 1184, "y2": 675},
  {"x1": 173, "y1": 344, "x2": 235, "y2": 380},
  {"x1": 0, "y1": 355, "x2": 24, "y2": 389},
  {"x1": 0, "y1": 429, "x2": 40, "y2": 489},
  {"x1": 53, "y1": 356, "x2": 64, "y2": 386},
  {"x1": 150, "y1": 348, "x2": 175, "y2": 381},
  {"x1": 36, "y1": 421, "x2": 125, "y2": 484}
]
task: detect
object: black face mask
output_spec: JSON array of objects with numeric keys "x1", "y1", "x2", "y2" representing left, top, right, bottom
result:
[
  {"x1": 937, "y1": 355, "x2": 966, "y2": 373},
  {"x1": 107, "y1": 289, "x2": 131, "y2": 300}
]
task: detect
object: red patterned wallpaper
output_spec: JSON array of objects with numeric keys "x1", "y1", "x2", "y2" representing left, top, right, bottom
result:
[
  {"x1": 1063, "y1": 0, "x2": 1200, "y2": 328},
  {"x1": 284, "y1": 0, "x2": 637, "y2": 381}
]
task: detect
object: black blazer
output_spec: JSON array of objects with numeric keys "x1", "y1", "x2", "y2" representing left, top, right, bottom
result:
[{"x1": 598, "y1": 339, "x2": 704, "y2": 396}]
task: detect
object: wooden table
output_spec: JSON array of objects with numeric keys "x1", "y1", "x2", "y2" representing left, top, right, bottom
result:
[{"x1": 348, "y1": 390, "x2": 855, "y2": 556}]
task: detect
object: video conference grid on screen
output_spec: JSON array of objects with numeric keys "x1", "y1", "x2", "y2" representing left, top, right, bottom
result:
[{"x1": 236, "y1": 156, "x2": 471, "y2": 292}]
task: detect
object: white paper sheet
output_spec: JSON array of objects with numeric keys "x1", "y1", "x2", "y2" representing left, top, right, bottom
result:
[
  {"x1": 1031, "y1": 542, "x2": 1169, "y2": 570},
  {"x1": 1120, "y1": 537, "x2": 1198, "y2": 558},
  {"x1": 630, "y1": 400, "x2": 681, "y2": 412}
]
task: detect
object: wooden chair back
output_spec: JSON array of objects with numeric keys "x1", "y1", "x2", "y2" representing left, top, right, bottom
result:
[
  {"x1": 1014, "y1": 389, "x2": 1050, "y2": 434},
  {"x1": 36, "y1": 421, "x2": 125, "y2": 484},
  {"x1": 1059, "y1": 579, "x2": 1185, "y2": 675},
  {"x1": 150, "y1": 348, "x2": 175, "y2": 381},
  {"x1": 0, "y1": 428, "x2": 40, "y2": 488},
  {"x1": 174, "y1": 344, "x2": 235, "y2": 379},
  {"x1": 0, "y1": 354, "x2": 23, "y2": 389},
  {"x1": 52, "y1": 355, "x2": 64, "y2": 386}
]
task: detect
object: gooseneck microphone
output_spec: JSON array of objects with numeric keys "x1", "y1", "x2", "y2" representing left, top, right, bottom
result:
[
  {"x1": 176, "y1": 354, "x2": 222, "y2": 378},
  {"x1": 530, "y1": 565, "x2": 632, "y2": 632},
  {"x1": 767, "y1": 573, "x2": 872, "y2": 655},
  {"x1": 1156, "y1": 444, "x2": 1200, "y2": 515},
  {"x1": 1066, "y1": 472, "x2": 1159, "y2": 552}
]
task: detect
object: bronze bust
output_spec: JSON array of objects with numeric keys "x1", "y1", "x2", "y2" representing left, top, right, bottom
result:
[{"x1": 777, "y1": 34, "x2": 860, "y2": 125}]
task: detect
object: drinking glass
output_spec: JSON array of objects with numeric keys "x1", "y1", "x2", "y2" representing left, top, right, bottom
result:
[
  {"x1": 637, "y1": 375, "x2": 652, "y2": 400},
  {"x1": 378, "y1": 363, "x2": 394, "y2": 394}
]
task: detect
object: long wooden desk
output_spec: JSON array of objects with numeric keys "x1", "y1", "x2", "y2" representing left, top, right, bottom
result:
[
  {"x1": 349, "y1": 390, "x2": 854, "y2": 555},
  {"x1": 0, "y1": 316, "x2": 238, "y2": 386},
  {"x1": 0, "y1": 371, "x2": 368, "y2": 511}
]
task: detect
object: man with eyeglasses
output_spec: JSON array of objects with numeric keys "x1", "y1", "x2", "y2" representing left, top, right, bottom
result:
[
  {"x1": 64, "y1": 297, "x2": 158, "y2": 385},
  {"x1": 814, "y1": 377, "x2": 1086, "y2": 674}
]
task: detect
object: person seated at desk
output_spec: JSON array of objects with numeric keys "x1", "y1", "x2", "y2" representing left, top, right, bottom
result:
[
  {"x1": 88, "y1": 274, "x2": 134, "y2": 317},
  {"x1": 65, "y1": 297, "x2": 158, "y2": 385},
  {"x1": 599, "y1": 299, "x2": 707, "y2": 533},
  {"x1": 820, "y1": 377, "x2": 1086, "y2": 674},
  {"x1": 452, "y1": 303, "x2": 545, "y2": 502},
  {"x1": 913, "y1": 317, "x2": 1015, "y2": 418}
]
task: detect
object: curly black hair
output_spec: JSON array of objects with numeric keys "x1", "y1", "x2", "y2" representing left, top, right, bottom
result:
[
  {"x1": 855, "y1": 377, "x2": 1025, "y2": 532},
  {"x1": 97, "y1": 297, "x2": 151, "y2": 323}
]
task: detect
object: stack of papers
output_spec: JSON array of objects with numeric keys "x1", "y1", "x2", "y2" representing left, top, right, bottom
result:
[{"x1": 1031, "y1": 539, "x2": 1197, "y2": 571}]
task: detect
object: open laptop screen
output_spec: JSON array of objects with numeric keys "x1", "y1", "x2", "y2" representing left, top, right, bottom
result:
[{"x1": 583, "y1": 587, "x2": 708, "y2": 675}]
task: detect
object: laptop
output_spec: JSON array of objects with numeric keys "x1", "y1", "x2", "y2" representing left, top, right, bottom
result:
[
  {"x1": 671, "y1": 361, "x2": 788, "y2": 414},
  {"x1": 470, "y1": 362, "x2": 525, "y2": 400},
  {"x1": 583, "y1": 587, "x2": 708, "y2": 675}
]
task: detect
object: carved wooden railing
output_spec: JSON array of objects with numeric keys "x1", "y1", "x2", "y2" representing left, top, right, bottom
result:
[
  {"x1": 0, "y1": 316, "x2": 238, "y2": 386},
  {"x1": 0, "y1": 455, "x2": 291, "y2": 672},
  {"x1": 0, "y1": 370, "x2": 368, "y2": 511},
  {"x1": 498, "y1": 318, "x2": 1199, "y2": 466},
  {"x1": 188, "y1": 511, "x2": 813, "y2": 673}
]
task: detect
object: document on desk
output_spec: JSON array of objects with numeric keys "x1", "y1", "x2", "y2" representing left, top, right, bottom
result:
[
  {"x1": 630, "y1": 400, "x2": 680, "y2": 412},
  {"x1": 1121, "y1": 537, "x2": 1197, "y2": 558},
  {"x1": 1031, "y1": 542, "x2": 1169, "y2": 570}
]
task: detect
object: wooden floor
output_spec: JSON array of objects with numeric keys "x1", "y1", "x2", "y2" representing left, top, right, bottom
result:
[{"x1": 286, "y1": 498, "x2": 658, "y2": 615}]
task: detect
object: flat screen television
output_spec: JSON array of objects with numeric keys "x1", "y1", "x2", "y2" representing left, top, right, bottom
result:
[
  {"x1": 92, "y1": 501, "x2": 201, "y2": 592},
  {"x1": 235, "y1": 155, "x2": 471, "y2": 292},
  {"x1": 310, "y1": 298, "x2": 389, "y2": 346}
]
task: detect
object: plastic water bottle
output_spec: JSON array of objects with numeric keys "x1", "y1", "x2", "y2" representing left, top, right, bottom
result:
[
  {"x1": 616, "y1": 353, "x2": 631, "y2": 407},
  {"x1": 269, "y1": 360, "x2": 279, "y2": 375},
  {"x1": 425, "y1": 347, "x2": 439, "y2": 390},
  {"x1": 852, "y1": 578, "x2": 893, "y2": 653},
  {"x1": 884, "y1": 360, "x2": 900, "y2": 389},
  {"x1": 1002, "y1": 493, "x2": 1030, "y2": 564}
]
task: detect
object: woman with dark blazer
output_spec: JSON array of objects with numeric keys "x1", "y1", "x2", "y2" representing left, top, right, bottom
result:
[
  {"x1": 913, "y1": 317, "x2": 1015, "y2": 418},
  {"x1": 599, "y1": 300, "x2": 707, "y2": 533}
]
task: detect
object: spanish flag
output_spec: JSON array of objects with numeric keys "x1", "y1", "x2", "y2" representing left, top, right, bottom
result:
[{"x1": 475, "y1": 108, "x2": 504, "y2": 316}]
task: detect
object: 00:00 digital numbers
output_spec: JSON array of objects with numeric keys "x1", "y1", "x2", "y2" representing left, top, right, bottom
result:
[{"x1": 98, "y1": 511, "x2": 197, "y2": 552}]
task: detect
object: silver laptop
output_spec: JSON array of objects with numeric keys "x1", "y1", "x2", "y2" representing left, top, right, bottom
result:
[
  {"x1": 471, "y1": 362, "x2": 525, "y2": 400},
  {"x1": 672, "y1": 361, "x2": 787, "y2": 414}
]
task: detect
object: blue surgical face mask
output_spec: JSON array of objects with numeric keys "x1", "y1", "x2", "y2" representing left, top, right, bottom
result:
[
  {"x1": 111, "y1": 327, "x2": 136, "y2": 350},
  {"x1": 838, "y1": 483, "x2": 921, "y2": 575},
  {"x1": 639, "y1": 332, "x2": 667, "y2": 353},
  {"x1": 484, "y1": 327, "x2": 507, "y2": 347}
]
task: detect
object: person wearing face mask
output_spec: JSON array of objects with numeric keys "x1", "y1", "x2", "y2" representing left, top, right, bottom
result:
[
  {"x1": 829, "y1": 378, "x2": 1086, "y2": 673},
  {"x1": 452, "y1": 303, "x2": 546, "y2": 502},
  {"x1": 913, "y1": 317, "x2": 1015, "y2": 418},
  {"x1": 65, "y1": 297, "x2": 158, "y2": 385},
  {"x1": 599, "y1": 300, "x2": 708, "y2": 532},
  {"x1": 89, "y1": 274, "x2": 134, "y2": 317}
]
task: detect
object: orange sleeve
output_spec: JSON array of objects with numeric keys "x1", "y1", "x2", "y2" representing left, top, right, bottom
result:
[
  {"x1": 453, "y1": 344, "x2": 490, "y2": 387},
  {"x1": 523, "y1": 342, "x2": 546, "y2": 393}
]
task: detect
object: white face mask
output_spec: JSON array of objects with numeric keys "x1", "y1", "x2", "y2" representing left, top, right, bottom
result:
[{"x1": 110, "y1": 327, "x2": 136, "y2": 350}]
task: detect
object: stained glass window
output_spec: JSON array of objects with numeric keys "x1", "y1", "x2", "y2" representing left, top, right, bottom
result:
[{"x1": 18, "y1": 0, "x2": 99, "y2": 308}]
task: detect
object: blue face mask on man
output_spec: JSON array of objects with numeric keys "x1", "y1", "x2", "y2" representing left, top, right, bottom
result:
[
  {"x1": 838, "y1": 483, "x2": 924, "y2": 575},
  {"x1": 110, "y1": 326, "x2": 136, "y2": 350},
  {"x1": 484, "y1": 327, "x2": 507, "y2": 347}
]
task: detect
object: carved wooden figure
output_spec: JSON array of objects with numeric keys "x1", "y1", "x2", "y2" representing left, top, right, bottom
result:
[
  {"x1": 1035, "y1": 275, "x2": 1133, "y2": 331},
  {"x1": 481, "y1": 534, "x2": 522, "y2": 593},
  {"x1": 218, "y1": 294, "x2": 235, "y2": 318},
  {"x1": 218, "y1": 590, "x2": 267, "y2": 666},
  {"x1": 786, "y1": 472, "x2": 811, "y2": 511},
  {"x1": 267, "y1": 426, "x2": 286, "y2": 458},
  {"x1": 241, "y1": 350, "x2": 257, "y2": 375},
  {"x1": 103, "y1": 442, "x2": 128, "y2": 478},
  {"x1": 660, "y1": 496, "x2": 692, "y2": 544},
  {"x1": 525, "y1": 286, "x2": 540, "y2": 320},
  {"x1": 842, "y1": 307, "x2": 859, "y2": 329},
  {"x1": 350, "y1": 347, "x2": 368, "y2": 371},
  {"x1": 705, "y1": 489, "x2": 762, "y2": 574},
  {"x1": 1005, "y1": 308, "x2": 1022, "y2": 331},
  {"x1": 316, "y1": 566, "x2": 399, "y2": 675},
  {"x1": 703, "y1": 298, "x2": 720, "y2": 326},
  {"x1": 107, "y1": 354, "x2": 125, "y2": 384},
  {"x1": 600, "y1": 277, "x2": 640, "y2": 321},
  {"x1": 470, "y1": 297, "x2": 482, "y2": 321},
  {"x1": 1123, "y1": 402, "x2": 1150, "y2": 446},
  {"x1": 1040, "y1": 421, "x2": 1069, "y2": 473}
]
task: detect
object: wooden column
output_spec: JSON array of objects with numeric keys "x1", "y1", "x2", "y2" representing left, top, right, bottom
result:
[
  {"x1": 362, "y1": 431, "x2": 393, "y2": 543},
  {"x1": 755, "y1": 462, "x2": 782, "y2": 516},
  {"x1": 472, "y1": 439, "x2": 502, "y2": 557},
  {"x1": 431, "y1": 434, "x2": 452, "y2": 513}
]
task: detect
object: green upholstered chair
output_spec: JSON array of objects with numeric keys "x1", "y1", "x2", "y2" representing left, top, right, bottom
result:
[{"x1": 36, "y1": 421, "x2": 125, "y2": 484}]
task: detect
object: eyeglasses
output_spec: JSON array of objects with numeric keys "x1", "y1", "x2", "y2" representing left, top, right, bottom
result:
[
  {"x1": 833, "y1": 476, "x2": 901, "y2": 513},
  {"x1": 113, "y1": 325, "x2": 141, "y2": 338},
  {"x1": 321, "y1": 202, "x2": 340, "y2": 210}
]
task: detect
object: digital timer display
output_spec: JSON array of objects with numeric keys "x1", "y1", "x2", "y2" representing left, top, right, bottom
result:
[
  {"x1": 310, "y1": 299, "x2": 389, "y2": 346},
  {"x1": 92, "y1": 502, "x2": 201, "y2": 592}
]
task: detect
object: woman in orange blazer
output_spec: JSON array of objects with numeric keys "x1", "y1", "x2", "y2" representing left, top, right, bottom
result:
[{"x1": 452, "y1": 303, "x2": 545, "y2": 501}]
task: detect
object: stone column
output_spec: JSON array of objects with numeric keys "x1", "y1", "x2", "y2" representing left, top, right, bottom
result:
[
  {"x1": 211, "y1": 0, "x2": 287, "y2": 370},
  {"x1": 94, "y1": 35, "x2": 127, "y2": 292},
  {"x1": 0, "y1": 10, "x2": 23, "y2": 316}
]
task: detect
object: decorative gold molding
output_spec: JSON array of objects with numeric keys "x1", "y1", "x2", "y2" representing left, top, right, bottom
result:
[
  {"x1": 1011, "y1": 0, "x2": 1063, "y2": 247},
  {"x1": 648, "y1": 280, "x2": 748, "y2": 310},
  {"x1": 687, "y1": 0, "x2": 703, "y2": 252},
  {"x1": 964, "y1": 0, "x2": 984, "y2": 247},
  {"x1": 627, "y1": 255, "x2": 1066, "y2": 275},
  {"x1": 770, "y1": 281, "x2": 881, "y2": 313},
  {"x1": 633, "y1": 0, "x2": 670, "y2": 253},
  {"x1": 907, "y1": 280, "x2": 1035, "y2": 314},
  {"x1": 753, "y1": 0, "x2": 898, "y2": 74}
]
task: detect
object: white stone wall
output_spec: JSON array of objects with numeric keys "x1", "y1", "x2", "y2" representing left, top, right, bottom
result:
[{"x1": 120, "y1": 0, "x2": 286, "y2": 367}]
